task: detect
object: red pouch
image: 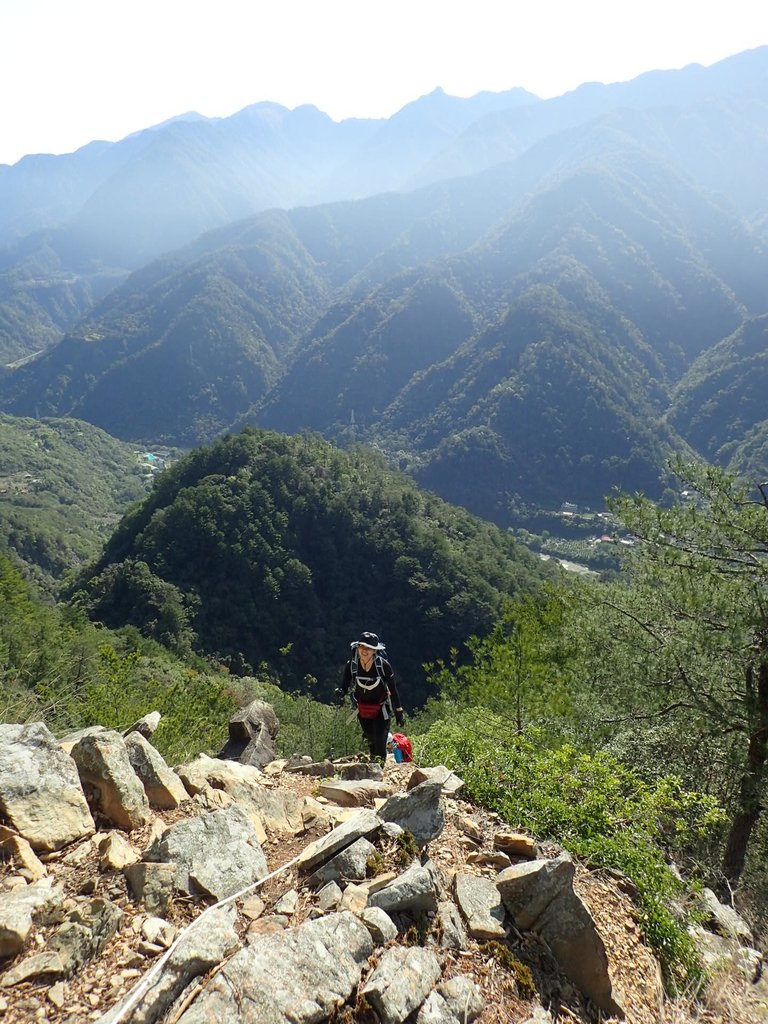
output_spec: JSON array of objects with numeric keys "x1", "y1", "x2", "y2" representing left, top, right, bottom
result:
[{"x1": 357, "y1": 702, "x2": 382, "y2": 719}]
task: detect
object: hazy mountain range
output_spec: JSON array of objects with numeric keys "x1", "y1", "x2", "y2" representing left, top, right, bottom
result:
[{"x1": 1, "y1": 46, "x2": 768, "y2": 521}]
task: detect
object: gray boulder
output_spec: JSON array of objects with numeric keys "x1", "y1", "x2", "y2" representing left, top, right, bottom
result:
[
  {"x1": 496, "y1": 854, "x2": 575, "y2": 929},
  {"x1": 99, "y1": 906, "x2": 239, "y2": 1024},
  {"x1": 416, "y1": 975, "x2": 484, "y2": 1024},
  {"x1": 217, "y1": 699, "x2": 279, "y2": 768},
  {"x1": 176, "y1": 754, "x2": 302, "y2": 835},
  {"x1": 454, "y1": 873, "x2": 507, "y2": 939},
  {"x1": 123, "y1": 711, "x2": 162, "y2": 739},
  {"x1": 124, "y1": 862, "x2": 177, "y2": 915},
  {"x1": 70, "y1": 731, "x2": 151, "y2": 831},
  {"x1": 700, "y1": 887, "x2": 753, "y2": 943},
  {"x1": 46, "y1": 897, "x2": 124, "y2": 977},
  {"x1": 406, "y1": 766, "x2": 464, "y2": 795},
  {"x1": 318, "y1": 779, "x2": 392, "y2": 806},
  {"x1": 296, "y1": 809, "x2": 381, "y2": 873},
  {"x1": 378, "y1": 779, "x2": 445, "y2": 846},
  {"x1": 174, "y1": 911, "x2": 373, "y2": 1024},
  {"x1": 368, "y1": 860, "x2": 441, "y2": 915},
  {"x1": 124, "y1": 733, "x2": 188, "y2": 809},
  {"x1": 0, "y1": 722, "x2": 94, "y2": 851},
  {"x1": 358, "y1": 906, "x2": 398, "y2": 944},
  {"x1": 0, "y1": 879, "x2": 63, "y2": 959},
  {"x1": 307, "y1": 837, "x2": 377, "y2": 887},
  {"x1": 436, "y1": 900, "x2": 469, "y2": 950},
  {"x1": 144, "y1": 805, "x2": 267, "y2": 900},
  {"x1": 335, "y1": 761, "x2": 384, "y2": 781},
  {"x1": 361, "y1": 946, "x2": 442, "y2": 1024},
  {"x1": 536, "y1": 887, "x2": 623, "y2": 1017}
]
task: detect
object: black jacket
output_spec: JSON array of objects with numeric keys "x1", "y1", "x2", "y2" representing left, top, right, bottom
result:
[{"x1": 340, "y1": 652, "x2": 401, "y2": 709}]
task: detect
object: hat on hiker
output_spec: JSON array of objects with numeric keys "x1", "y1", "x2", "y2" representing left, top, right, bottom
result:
[{"x1": 356, "y1": 631, "x2": 386, "y2": 651}]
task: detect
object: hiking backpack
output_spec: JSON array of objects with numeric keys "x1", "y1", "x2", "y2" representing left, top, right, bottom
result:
[
  {"x1": 350, "y1": 645, "x2": 390, "y2": 707},
  {"x1": 391, "y1": 732, "x2": 413, "y2": 763}
]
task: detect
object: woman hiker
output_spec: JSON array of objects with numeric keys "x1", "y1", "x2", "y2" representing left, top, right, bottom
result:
[{"x1": 337, "y1": 631, "x2": 405, "y2": 763}]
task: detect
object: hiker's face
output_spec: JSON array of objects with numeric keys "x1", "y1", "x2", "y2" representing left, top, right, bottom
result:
[{"x1": 359, "y1": 644, "x2": 375, "y2": 662}]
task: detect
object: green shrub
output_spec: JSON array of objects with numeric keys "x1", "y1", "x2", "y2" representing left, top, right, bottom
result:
[{"x1": 418, "y1": 708, "x2": 726, "y2": 990}]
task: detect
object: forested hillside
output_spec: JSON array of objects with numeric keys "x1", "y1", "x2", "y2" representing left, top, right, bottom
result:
[
  {"x1": 4, "y1": 133, "x2": 768, "y2": 518},
  {"x1": 70, "y1": 428, "x2": 555, "y2": 703},
  {"x1": 0, "y1": 413, "x2": 150, "y2": 593}
]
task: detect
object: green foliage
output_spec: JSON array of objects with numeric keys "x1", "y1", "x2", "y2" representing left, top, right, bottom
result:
[
  {"x1": 418, "y1": 708, "x2": 725, "y2": 988},
  {"x1": 394, "y1": 829, "x2": 421, "y2": 867},
  {"x1": 574, "y1": 459, "x2": 768, "y2": 884},
  {"x1": 73, "y1": 427, "x2": 553, "y2": 704},
  {"x1": 0, "y1": 554, "x2": 235, "y2": 765},
  {"x1": 224, "y1": 677, "x2": 363, "y2": 762},
  {"x1": 424, "y1": 594, "x2": 574, "y2": 734},
  {"x1": 0, "y1": 414, "x2": 149, "y2": 595},
  {"x1": 478, "y1": 942, "x2": 536, "y2": 998}
]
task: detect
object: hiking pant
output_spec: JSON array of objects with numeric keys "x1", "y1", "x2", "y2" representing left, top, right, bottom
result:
[{"x1": 358, "y1": 709, "x2": 389, "y2": 761}]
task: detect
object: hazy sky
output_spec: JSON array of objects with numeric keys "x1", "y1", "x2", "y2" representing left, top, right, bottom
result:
[{"x1": 2, "y1": 0, "x2": 767, "y2": 166}]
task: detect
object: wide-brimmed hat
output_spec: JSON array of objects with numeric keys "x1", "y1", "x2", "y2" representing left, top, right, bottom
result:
[{"x1": 353, "y1": 631, "x2": 386, "y2": 651}]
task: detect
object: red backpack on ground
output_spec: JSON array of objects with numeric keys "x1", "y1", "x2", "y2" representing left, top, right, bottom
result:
[{"x1": 391, "y1": 732, "x2": 413, "y2": 763}]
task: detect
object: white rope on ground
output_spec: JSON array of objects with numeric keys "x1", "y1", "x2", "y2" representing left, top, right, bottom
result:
[{"x1": 108, "y1": 847, "x2": 306, "y2": 1024}]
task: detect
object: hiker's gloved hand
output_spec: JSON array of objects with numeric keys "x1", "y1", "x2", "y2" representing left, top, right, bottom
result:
[
  {"x1": 395, "y1": 708, "x2": 405, "y2": 727},
  {"x1": 334, "y1": 687, "x2": 346, "y2": 705}
]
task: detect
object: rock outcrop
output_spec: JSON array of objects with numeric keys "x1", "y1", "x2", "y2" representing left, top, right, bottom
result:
[{"x1": 0, "y1": 706, "x2": 747, "y2": 1024}]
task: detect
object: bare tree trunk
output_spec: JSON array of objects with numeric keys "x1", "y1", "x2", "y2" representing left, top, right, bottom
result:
[{"x1": 722, "y1": 661, "x2": 768, "y2": 885}]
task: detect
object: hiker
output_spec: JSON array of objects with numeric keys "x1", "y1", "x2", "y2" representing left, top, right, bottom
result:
[{"x1": 337, "y1": 631, "x2": 404, "y2": 762}]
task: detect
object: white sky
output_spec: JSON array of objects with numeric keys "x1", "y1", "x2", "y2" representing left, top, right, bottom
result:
[{"x1": 1, "y1": 0, "x2": 767, "y2": 166}]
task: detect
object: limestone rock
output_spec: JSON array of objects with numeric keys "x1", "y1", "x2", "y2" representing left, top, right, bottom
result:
[
  {"x1": 98, "y1": 832, "x2": 140, "y2": 871},
  {"x1": 70, "y1": 731, "x2": 151, "y2": 831},
  {"x1": 123, "y1": 711, "x2": 162, "y2": 739},
  {"x1": 124, "y1": 733, "x2": 188, "y2": 809},
  {"x1": 0, "y1": 879, "x2": 63, "y2": 959},
  {"x1": 318, "y1": 779, "x2": 392, "y2": 807},
  {"x1": 144, "y1": 805, "x2": 267, "y2": 900},
  {"x1": 454, "y1": 873, "x2": 506, "y2": 939},
  {"x1": 700, "y1": 887, "x2": 753, "y2": 943},
  {"x1": 217, "y1": 699, "x2": 278, "y2": 768},
  {"x1": 378, "y1": 780, "x2": 445, "y2": 847},
  {"x1": 361, "y1": 945, "x2": 442, "y2": 1024},
  {"x1": 124, "y1": 862, "x2": 177, "y2": 915},
  {"x1": 0, "y1": 826, "x2": 46, "y2": 880},
  {"x1": 436, "y1": 900, "x2": 468, "y2": 949},
  {"x1": 296, "y1": 808, "x2": 381, "y2": 873},
  {"x1": 45, "y1": 897, "x2": 124, "y2": 977},
  {"x1": 99, "y1": 907, "x2": 239, "y2": 1024},
  {"x1": 535, "y1": 886, "x2": 623, "y2": 1016},
  {"x1": 493, "y1": 830, "x2": 537, "y2": 858},
  {"x1": 416, "y1": 974, "x2": 484, "y2": 1024},
  {"x1": 0, "y1": 722, "x2": 95, "y2": 851},
  {"x1": 368, "y1": 860, "x2": 441, "y2": 915},
  {"x1": 307, "y1": 836, "x2": 377, "y2": 887},
  {"x1": 496, "y1": 854, "x2": 575, "y2": 929},
  {"x1": 173, "y1": 911, "x2": 373, "y2": 1024},
  {"x1": 176, "y1": 754, "x2": 301, "y2": 836},
  {"x1": 406, "y1": 765, "x2": 464, "y2": 795},
  {"x1": 358, "y1": 906, "x2": 398, "y2": 944},
  {"x1": 335, "y1": 761, "x2": 385, "y2": 781}
]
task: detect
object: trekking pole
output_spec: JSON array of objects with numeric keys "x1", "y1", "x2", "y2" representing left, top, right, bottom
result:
[{"x1": 330, "y1": 703, "x2": 340, "y2": 760}]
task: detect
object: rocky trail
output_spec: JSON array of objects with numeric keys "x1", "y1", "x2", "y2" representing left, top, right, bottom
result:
[{"x1": 0, "y1": 703, "x2": 765, "y2": 1023}]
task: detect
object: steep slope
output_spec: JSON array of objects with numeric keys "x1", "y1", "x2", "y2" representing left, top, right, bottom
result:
[
  {"x1": 3, "y1": 83, "x2": 768, "y2": 512},
  {"x1": 0, "y1": 230, "x2": 128, "y2": 363},
  {"x1": 0, "y1": 211, "x2": 333, "y2": 444},
  {"x1": 669, "y1": 314, "x2": 768, "y2": 475},
  {"x1": 75, "y1": 428, "x2": 554, "y2": 702},
  {"x1": 0, "y1": 413, "x2": 150, "y2": 592},
  {"x1": 254, "y1": 148, "x2": 766, "y2": 511},
  {"x1": 1, "y1": 46, "x2": 766, "y2": 366},
  {"x1": 411, "y1": 45, "x2": 768, "y2": 214}
]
